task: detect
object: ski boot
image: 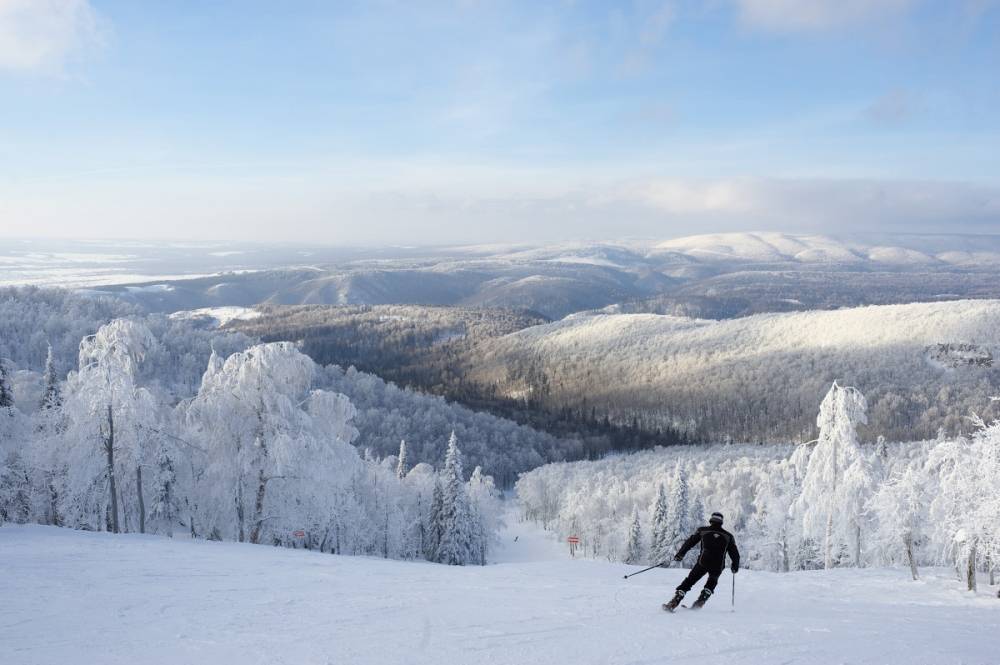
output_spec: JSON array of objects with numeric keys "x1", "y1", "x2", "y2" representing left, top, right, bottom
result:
[
  {"x1": 662, "y1": 590, "x2": 685, "y2": 612},
  {"x1": 690, "y1": 588, "x2": 713, "y2": 610}
]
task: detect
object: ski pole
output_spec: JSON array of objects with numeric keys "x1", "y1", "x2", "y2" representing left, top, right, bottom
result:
[
  {"x1": 731, "y1": 571, "x2": 736, "y2": 609},
  {"x1": 623, "y1": 561, "x2": 668, "y2": 579}
]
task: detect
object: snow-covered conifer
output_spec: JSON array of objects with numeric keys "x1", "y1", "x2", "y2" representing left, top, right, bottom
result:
[
  {"x1": 396, "y1": 440, "x2": 408, "y2": 479},
  {"x1": 436, "y1": 432, "x2": 476, "y2": 565},
  {"x1": 624, "y1": 507, "x2": 644, "y2": 564},
  {"x1": 649, "y1": 483, "x2": 671, "y2": 563}
]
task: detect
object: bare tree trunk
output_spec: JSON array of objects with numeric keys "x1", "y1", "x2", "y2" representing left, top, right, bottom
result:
[
  {"x1": 236, "y1": 480, "x2": 245, "y2": 542},
  {"x1": 824, "y1": 509, "x2": 834, "y2": 569},
  {"x1": 855, "y1": 523, "x2": 862, "y2": 567},
  {"x1": 48, "y1": 474, "x2": 60, "y2": 527},
  {"x1": 966, "y1": 539, "x2": 978, "y2": 592},
  {"x1": 105, "y1": 404, "x2": 119, "y2": 534},
  {"x1": 249, "y1": 470, "x2": 267, "y2": 545},
  {"x1": 136, "y1": 466, "x2": 145, "y2": 534},
  {"x1": 904, "y1": 532, "x2": 919, "y2": 580}
]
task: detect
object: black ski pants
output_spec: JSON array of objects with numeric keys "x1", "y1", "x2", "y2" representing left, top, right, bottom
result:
[{"x1": 676, "y1": 563, "x2": 722, "y2": 593}]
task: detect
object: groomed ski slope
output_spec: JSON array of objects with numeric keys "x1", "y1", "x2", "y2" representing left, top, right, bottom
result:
[{"x1": 2, "y1": 514, "x2": 997, "y2": 665}]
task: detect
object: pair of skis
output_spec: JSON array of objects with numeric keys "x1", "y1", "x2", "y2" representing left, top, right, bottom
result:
[{"x1": 662, "y1": 602, "x2": 704, "y2": 612}]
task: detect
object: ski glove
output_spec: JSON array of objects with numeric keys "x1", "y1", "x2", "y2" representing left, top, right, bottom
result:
[
  {"x1": 731, "y1": 564, "x2": 739, "y2": 574},
  {"x1": 673, "y1": 554, "x2": 683, "y2": 562}
]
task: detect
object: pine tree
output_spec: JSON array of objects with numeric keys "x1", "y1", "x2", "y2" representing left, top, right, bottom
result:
[
  {"x1": 40, "y1": 344, "x2": 61, "y2": 410},
  {"x1": 649, "y1": 483, "x2": 671, "y2": 563},
  {"x1": 437, "y1": 432, "x2": 475, "y2": 565},
  {"x1": 148, "y1": 445, "x2": 180, "y2": 537},
  {"x1": 0, "y1": 359, "x2": 12, "y2": 411},
  {"x1": 666, "y1": 462, "x2": 691, "y2": 559},
  {"x1": 624, "y1": 507, "x2": 644, "y2": 564},
  {"x1": 396, "y1": 440, "x2": 408, "y2": 480},
  {"x1": 426, "y1": 478, "x2": 444, "y2": 560}
]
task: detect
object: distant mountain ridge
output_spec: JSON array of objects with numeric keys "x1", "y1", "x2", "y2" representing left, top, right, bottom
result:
[{"x1": 80, "y1": 232, "x2": 1000, "y2": 319}]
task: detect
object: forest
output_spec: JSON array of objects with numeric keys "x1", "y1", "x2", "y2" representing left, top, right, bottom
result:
[
  {"x1": 0, "y1": 317, "x2": 502, "y2": 565},
  {"x1": 517, "y1": 383, "x2": 1000, "y2": 592}
]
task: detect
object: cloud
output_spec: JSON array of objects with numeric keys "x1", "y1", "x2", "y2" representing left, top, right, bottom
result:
[
  {"x1": 0, "y1": 0, "x2": 103, "y2": 73},
  {"x1": 733, "y1": 0, "x2": 915, "y2": 32},
  {"x1": 630, "y1": 177, "x2": 1000, "y2": 233}
]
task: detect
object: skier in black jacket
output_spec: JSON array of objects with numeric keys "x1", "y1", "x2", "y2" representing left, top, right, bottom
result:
[{"x1": 663, "y1": 512, "x2": 740, "y2": 611}]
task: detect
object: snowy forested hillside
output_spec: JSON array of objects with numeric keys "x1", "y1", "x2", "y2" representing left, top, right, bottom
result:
[
  {"x1": 0, "y1": 318, "x2": 503, "y2": 565},
  {"x1": 518, "y1": 383, "x2": 1000, "y2": 593},
  {"x1": 318, "y1": 365, "x2": 580, "y2": 487},
  {"x1": 0, "y1": 289, "x2": 581, "y2": 484},
  {"x1": 469, "y1": 300, "x2": 1000, "y2": 442}
]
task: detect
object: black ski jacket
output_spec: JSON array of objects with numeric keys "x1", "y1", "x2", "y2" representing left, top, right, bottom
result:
[{"x1": 675, "y1": 524, "x2": 740, "y2": 573}]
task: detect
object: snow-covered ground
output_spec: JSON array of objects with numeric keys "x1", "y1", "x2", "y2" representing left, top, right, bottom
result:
[
  {"x1": 168, "y1": 306, "x2": 262, "y2": 327},
  {"x1": 2, "y1": 515, "x2": 997, "y2": 665}
]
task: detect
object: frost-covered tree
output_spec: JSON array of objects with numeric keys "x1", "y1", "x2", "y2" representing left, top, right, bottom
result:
[
  {"x1": 795, "y1": 382, "x2": 869, "y2": 568},
  {"x1": 926, "y1": 417, "x2": 1000, "y2": 591},
  {"x1": 426, "y1": 477, "x2": 444, "y2": 560},
  {"x1": 396, "y1": 440, "x2": 408, "y2": 480},
  {"x1": 467, "y1": 464, "x2": 502, "y2": 565},
  {"x1": 147, "y1": 442, "x2": 181, "y2": 537},
  {"x1": 185, "y1": 342, "x2": 339, "y2": 543},
  {"x1": 870, "y1": 468, "x2": 925, "y2": 579},
  {"x1": 665, "y1": 462, "x2": 691, "y2": 562},
  {"x1": 624, "y1": 507, "x2": 644, "y2": 564},
  {"x1": 436, "y1": 432, "x2": 476, "y2": 565},
  {"x1": 39, "y1": 344, "x2": 61, "y2": 411},
  {"x1": 62, "y1": 319, "x2": 158, "y2": 533},
  {"x1": 649, "y1": 483, "x2": 671, "y2": 563},
  {"x1": 0, "y1": 359, "x2": 13, "y2": 411}
]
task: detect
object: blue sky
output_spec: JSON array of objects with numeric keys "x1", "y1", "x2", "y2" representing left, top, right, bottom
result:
[{"x1": 1, "y1": 0, "x2": 998, "y2": 244}]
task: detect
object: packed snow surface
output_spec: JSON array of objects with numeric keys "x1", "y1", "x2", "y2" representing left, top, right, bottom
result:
[{"x1": 2, "y1": 515, "x2": 997, "y2": 665}]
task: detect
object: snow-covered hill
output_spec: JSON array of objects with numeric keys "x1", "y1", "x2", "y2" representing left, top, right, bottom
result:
[
  {"x1": 469, "y1": 300, "x2": 1000, "y2": 441},
  {"x1": 652, "y1": 231, "x2": 1000, "y2": 267},
  {"x1": 1, "y1": 517, "x2": 996, "y2": 665}
]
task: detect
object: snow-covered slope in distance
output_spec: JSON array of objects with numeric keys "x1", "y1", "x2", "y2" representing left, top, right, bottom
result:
[
  {"x1": 1, "y1": 517, "x2": 996, "y2": 665},
  {"x1": 468, "y1": 300, "x2": 1000, "y2": 441}
]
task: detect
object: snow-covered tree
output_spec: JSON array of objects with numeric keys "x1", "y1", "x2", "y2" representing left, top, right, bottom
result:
[
  {"x1": 624, "y1": 507, "x2": 644, "y2": 564},
  {"x1": 467, "y1": 465, "x2": 502, "y2": 565},
  {"x1": 60, "y1": 319, "x2": 158, "y2": 533},
  {"x1": 436, "y1": 432, "x2": 476, "y2": 565},
  {"x1": 0, "y1": 359, "x2": 13, "y2": 411},
  {"x1": 926, "y1": 417, "x2": 1000, "y2": 591},
  {"x1": 870, "y1": 467, "x2": 925, "y2": 579},
  {"x1": 649, "y1": 483, "x2": 671, "y2": 563},
  {"x1": 40, "y1": 344, "x2": 61, "y2": 411},
  {"x1": 665, "y1": 462, "x2": 691, "y2": 562},
  {"x1": 426, "y1": 477, "x2": 444, "y2": 560},
  {"x1": 147, "y1": 443, "x2": 181, "y2": 537},
  {"x1": 396, "y1": 440, "x2": 408, "y2": 479},
  {"x1": 795, "y1": 382, "x2": 869, "y2": 568}
]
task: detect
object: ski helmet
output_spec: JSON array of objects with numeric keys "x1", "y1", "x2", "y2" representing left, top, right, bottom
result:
[{"x1": 709, "y1": 512, "x2": 724, "y2": 525}]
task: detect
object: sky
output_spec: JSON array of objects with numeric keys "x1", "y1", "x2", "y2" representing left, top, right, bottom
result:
[{"x1": 1, "y1": 0, "x2": 998, "y2": 245}]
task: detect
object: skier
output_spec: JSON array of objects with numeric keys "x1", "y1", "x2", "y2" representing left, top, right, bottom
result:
[{"x1": 663, "y1": 512, "x2": 740, "y2": 611}]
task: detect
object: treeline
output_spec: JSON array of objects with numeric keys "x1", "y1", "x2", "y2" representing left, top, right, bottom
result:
[
  {"x1": 0, "y1": 324, "x2": 501, "y2": 565},
  {"x1": 518, "y1": 384, "x2": 1000, "y2": 594}
]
